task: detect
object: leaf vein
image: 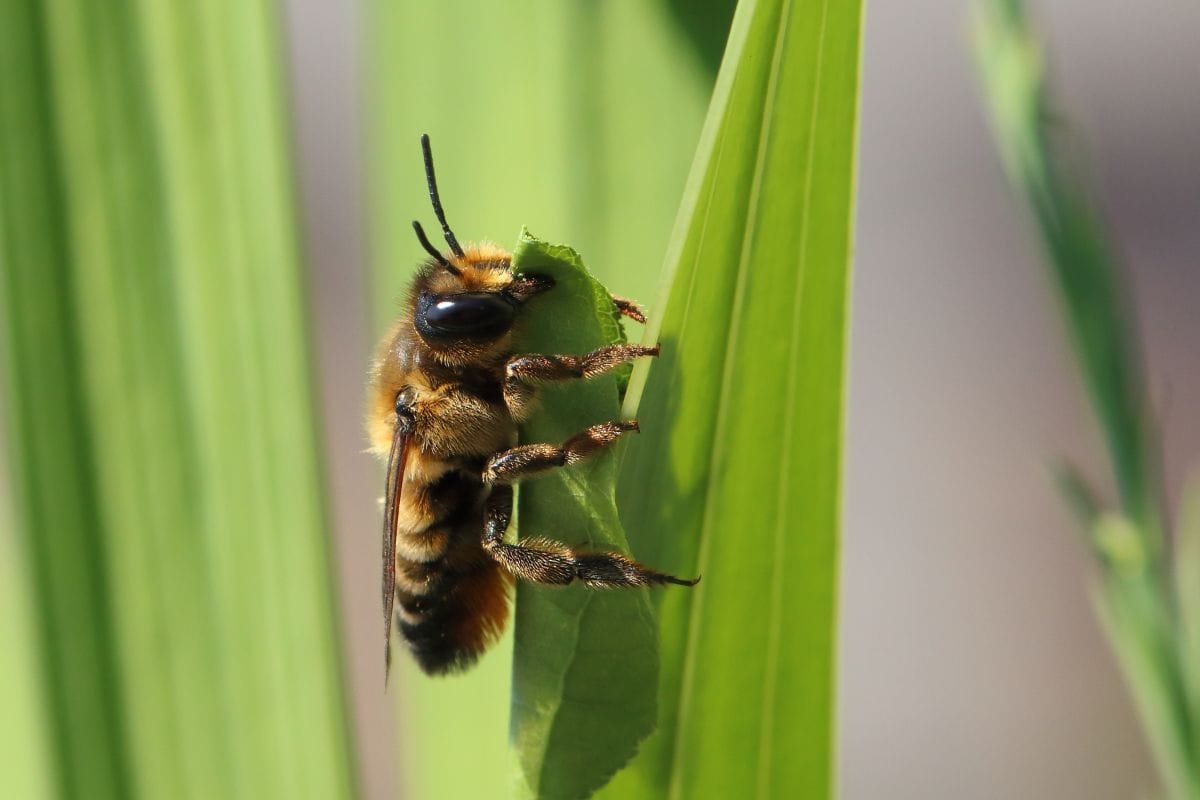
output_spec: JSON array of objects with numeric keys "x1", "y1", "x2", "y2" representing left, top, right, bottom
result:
[
  {"x1": 668, "y1": 1, "x2": 796, "y2": 796},
  {"x1": 755, "y1": 0, "x2": 830, "y2": 795}
]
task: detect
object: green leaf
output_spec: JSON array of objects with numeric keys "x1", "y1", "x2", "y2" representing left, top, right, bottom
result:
[
  {"x1": 974, "y1": 2, "x2": 1197, "y2": 796},
  {"x1": 1176, "y1": 479, "x2": 1200, "y2": 758},
  {"x1": 0, "y1": 464, "x2": 53, "y2": 800},
  {"x1": 1051, "y1": 462, "x2": 1101, "y2": 528},
  {"x1": 0, "y1": 2, "x2": 354, "y2": 798},
  {"x1": 604, "y1": 0, "x2": 864, "y2": 796},
  {"x1": 509, "y1": 232, "x2": 658, "y2": 800},
  {"x1": 0, "y1": 3, "x2": 133, "y2": 795},
  {"x1": 973, "y1": 0, "x2": 1158, "y2": 535},
  {"x1": 1050, "y1": 461, "x2": 1109, "y2": 563},
  {"x1": 1094, "y1": 571, "x2": 1198, "y2": 800}
]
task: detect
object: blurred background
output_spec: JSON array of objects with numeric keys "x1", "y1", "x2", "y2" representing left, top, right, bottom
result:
[
  {"x1": 3, "y1": 0, "x2": 1197, "y2": 798},
  {"x1": 290, "y1": 0, "x2": 1198, "y2": 797}
]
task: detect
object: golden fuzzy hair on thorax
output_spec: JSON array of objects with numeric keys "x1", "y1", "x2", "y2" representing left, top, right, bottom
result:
[{"x1": 421, "y1": 242, "x2": 513, "y2": 295}]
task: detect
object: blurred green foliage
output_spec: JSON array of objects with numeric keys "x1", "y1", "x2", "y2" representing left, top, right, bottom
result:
[
  {"x1": 976, "y1": 2, "x2": 1200, "y2": 797},
  {"x1": 0, "y1": 456, "x2": 53, "y2": 800},
  {"x1": 0, "y1": 1, "x2": 354, "y2": 798}
]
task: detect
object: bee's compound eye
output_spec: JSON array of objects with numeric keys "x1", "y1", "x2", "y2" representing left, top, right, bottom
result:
[{"x1": 417, "y1": 291, "x2": 515, "y2": 340}]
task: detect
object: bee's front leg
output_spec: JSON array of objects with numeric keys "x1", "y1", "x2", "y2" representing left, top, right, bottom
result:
[{"x1": 502, "y1": 343, "x2": 659, "y2": 418}]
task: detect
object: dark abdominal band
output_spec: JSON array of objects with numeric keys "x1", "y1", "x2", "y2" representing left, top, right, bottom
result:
[{"x1": 392, "y1": 469, "x2": 503, "y2": 674}]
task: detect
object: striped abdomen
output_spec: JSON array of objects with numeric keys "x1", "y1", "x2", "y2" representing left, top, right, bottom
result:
[{"x1": 392, "y1": 461, "x2": 511, "y2": 674}]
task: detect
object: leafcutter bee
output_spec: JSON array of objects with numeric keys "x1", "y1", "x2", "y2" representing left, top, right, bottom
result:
[{"x1": 367, "y1": 135, "x2": 696, "y2": 676}]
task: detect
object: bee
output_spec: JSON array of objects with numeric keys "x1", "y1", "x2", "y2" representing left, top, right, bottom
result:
[{"x1": 368, "y1": 134, "x2": 697, "y2": 676}]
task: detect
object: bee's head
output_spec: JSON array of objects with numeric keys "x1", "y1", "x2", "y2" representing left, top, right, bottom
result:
[{"x1": 409, "y1": 134, "x2": 552, "y2": 353}]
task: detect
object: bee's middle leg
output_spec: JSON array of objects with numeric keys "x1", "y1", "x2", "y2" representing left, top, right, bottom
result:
[{"x1": 482, "y1": 420, "x2": 637, "y2": 484}]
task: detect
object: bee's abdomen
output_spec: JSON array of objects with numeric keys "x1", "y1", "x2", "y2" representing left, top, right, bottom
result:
[
  {"x1": 394, "y1": 556, "x2": 511, "y2": 674},
  {"x1": 393, "y1": 473, "x2": 511, "y2": 674}
]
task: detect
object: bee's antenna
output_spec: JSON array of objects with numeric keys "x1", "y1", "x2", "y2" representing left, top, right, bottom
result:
[
  {"x1": 412, "y1": 220, "x2": 461, "y2": 276},
  {"x1": 420, "y1": 134, "x2": 465, "y2": 258}
]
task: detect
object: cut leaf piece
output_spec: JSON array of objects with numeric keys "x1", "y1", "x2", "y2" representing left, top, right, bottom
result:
[{"x1": 509, "y1": 232, "x2": 660, "y2": 799}]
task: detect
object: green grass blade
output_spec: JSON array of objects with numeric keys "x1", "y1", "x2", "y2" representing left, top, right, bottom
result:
[
  {"x1": 973, "y1": 0, "x2": 1158, "y2": 533},
  {"x1": 660, "y1": 0, "x2": 739, "y2": 77},
  {"x1": 0, "y1": 467, "x2": 54, "y2": 800},
  {"x1": 606, "y1": 0, "x2": 863, "y2": 796},
  {"x1": 974, "y1": 2, "x2": 1198, "y2": 795},
  {"x1": 1177, "y1": 481, "x2": 1200, "y2": 745},
  {"x1": 0, "y1": 2, "x2": 140, "y2": 794},
  {"x1": 1094, "y1": 566, "x2": 1198, "y2": 800},
  {"x1": 0, "y1": 1, "x2": 355, "y2": 797}
]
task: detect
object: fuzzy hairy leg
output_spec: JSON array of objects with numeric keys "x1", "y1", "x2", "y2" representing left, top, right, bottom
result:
[
  {"x1": 502, "y1": 343, "x2": 659, "y2": 418},
  {"x1": 481, "y1": 420, "x2": 638, "y2": 484},
  {"x1": 481, "y1": 485, "x2": 697, "y2": 588},
  {"x1": 610, "y1": 294, "x2": 646, "y2": 324}
]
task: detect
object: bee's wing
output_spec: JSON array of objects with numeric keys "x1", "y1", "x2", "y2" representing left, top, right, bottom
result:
[{"x1": 383, "y1": 422, "x2": 411, "y2": 681}]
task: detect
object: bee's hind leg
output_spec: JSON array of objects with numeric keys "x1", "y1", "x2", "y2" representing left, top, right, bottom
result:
[
  {"x1": 481, "y1": 485, "x2": 697, "y2": 588},
  {"x1": 482, "y1": 420, "x2": 637, "y2": 485}
]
